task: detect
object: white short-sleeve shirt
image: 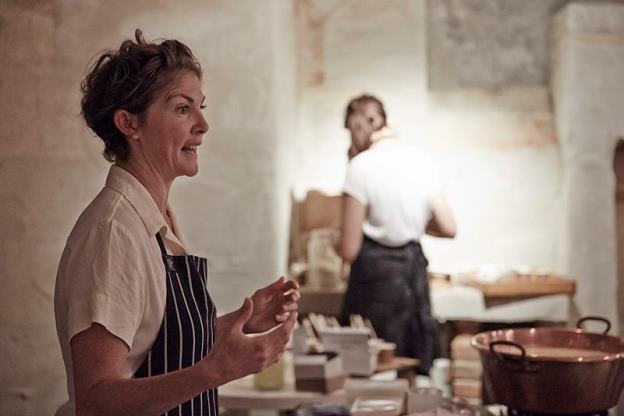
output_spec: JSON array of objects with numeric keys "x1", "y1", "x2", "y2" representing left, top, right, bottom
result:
[
  {"x1": 343, "y1": 139, "x2": 441, "y2": 247},
  {"x1": 54, "y1": 165, "x2": 190, "y2": 416}
]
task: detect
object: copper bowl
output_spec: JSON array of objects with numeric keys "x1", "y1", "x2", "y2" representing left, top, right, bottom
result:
[{"x1": 471, "y1": 317, "x2": 624, "y2": 413}]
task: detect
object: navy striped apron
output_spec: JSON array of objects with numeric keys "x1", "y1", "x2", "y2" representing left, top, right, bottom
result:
[{"x1": 134, "y1": 233, "x2": 218, "y2": 415}]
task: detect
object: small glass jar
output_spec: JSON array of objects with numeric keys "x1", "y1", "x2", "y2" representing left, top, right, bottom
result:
[{"x1": 253, "y1": 358, "x2": 285, "y2": 391}]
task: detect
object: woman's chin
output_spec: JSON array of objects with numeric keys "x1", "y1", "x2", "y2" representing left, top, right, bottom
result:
[
  {"x1": 175, "y1": 163, "x2": 199, "y2": 178},
  {"x1": 185, "y1": 166, "x2": 199, "y2": 177}
]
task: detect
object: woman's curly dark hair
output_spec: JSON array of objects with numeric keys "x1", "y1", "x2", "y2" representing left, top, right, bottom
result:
[{"x1": 80, "y1": 29, "x2": 202, "y2": 162}]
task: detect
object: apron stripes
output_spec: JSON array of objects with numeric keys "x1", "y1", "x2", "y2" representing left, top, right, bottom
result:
[{"x1": 134, "y1": 233, "x2": 218, "y2": 415}]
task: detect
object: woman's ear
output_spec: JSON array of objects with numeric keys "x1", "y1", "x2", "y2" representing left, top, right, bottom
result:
[{"x1": 113, "y1": 109, "x2": 140, "y2": 141}]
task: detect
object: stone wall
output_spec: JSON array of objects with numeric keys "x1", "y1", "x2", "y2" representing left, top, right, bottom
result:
[{"x1": 427, "y1": 0, "x2": 570, "y2": 89}]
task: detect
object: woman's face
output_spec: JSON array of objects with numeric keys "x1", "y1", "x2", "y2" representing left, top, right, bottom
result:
[{"x1": 133, "y1": 69, "x2": 209, "y2": 181}]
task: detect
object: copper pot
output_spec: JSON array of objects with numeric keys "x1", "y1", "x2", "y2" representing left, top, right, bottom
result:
[{"x1": 471, "y1": 317, "x2": 624, "y2": 413}]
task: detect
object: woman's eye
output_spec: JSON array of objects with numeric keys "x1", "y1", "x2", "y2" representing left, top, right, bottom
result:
[
  {"x1": 177, "y1": 105, "x2": 189, "y2": 114},
  {"x1": 200, "y1": 105, "x2": 207, "y2": 111}
]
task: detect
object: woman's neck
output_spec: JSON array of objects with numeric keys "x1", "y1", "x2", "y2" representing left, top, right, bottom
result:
[{"x1": 116, "y1": 159, "x2": 172, "y2": 221}]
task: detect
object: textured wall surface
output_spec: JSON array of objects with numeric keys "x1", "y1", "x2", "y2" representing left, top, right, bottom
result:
[
  {"x1": 551, "y1": 1, "x2": 624, "y2": 328},
  {"x1": 1, "y1": 0, "x2": 622, "y2": 414},
  {"x1": 427, "y1": 0, "x2": 570, "y2": 89},
  {"x1": 292, "y1": 0, "x2": 428, "y2": 193},
  {"x1": 422, "y1": 87, "x2": 561, "y2": 272},
  {"x1": 0, "y1": 1, "x2": 296, "y2": 414},
  {"x1": 292, "y1": 0, "x2": 562, "y2": 275}
]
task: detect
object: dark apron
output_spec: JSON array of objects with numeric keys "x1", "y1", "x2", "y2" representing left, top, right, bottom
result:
[
  {"x1": 340, "y1": 236, "x2": 439, "y2": 374},
  {"x1": 134, "y1": 233, "x2": 218, "y2": 415}
]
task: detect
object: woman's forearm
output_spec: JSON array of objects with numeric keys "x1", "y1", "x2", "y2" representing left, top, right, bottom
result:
[
  {"x1": 71, "y1": 324, "x2": 229, "y2": 416},
  {"x1": 76, "y1": 358, "x2": 223, "y2": 416},
  {"x1": 74, "y1": 299, "x2": 297, "y2": 416}
]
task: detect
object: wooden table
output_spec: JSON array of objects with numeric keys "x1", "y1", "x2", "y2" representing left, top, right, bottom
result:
[
  {"x1": 375, "y1": 357, "x2": 420, "y2": 386},
  {"x1": 459, "y1": 274, "x2": 576, "y2": 300},
  {"x1": 456, "y1": 274, "x2": 576, "y2": 309},
  {"x1": 299, "y1": 275, "x2": 577, "y2": 319}
]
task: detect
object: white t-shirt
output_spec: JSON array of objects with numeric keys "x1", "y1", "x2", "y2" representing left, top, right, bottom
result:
[
  {"x1": 343, "y1": 139, "x2": 441, "y2": 246},
  {"x1": 54, "y1": 165, "x2": 190, "y2": 416}
]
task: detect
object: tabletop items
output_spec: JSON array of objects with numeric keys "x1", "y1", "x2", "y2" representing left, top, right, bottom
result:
[
  {"x1": 351, "y1": 396, "x2": 405, "y2": 416},
  {"x1": 293, "y1": 313, "x2": 398, "y2": 376},
  {"x1": 295, "y1": 352, "x2": 346, "y2": 393},
  {"x1": 253, "y1": 359, "x2": 286, "y2": 391},
  {"x1": 449, "y1": 335, "x2": 483, "y2": 406}
]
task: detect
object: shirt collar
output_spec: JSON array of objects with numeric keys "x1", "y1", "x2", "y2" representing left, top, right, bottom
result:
[
  {"x1": 370, "y1": 126, "x2": 398, "y2": 144},
  {"x1": 105, "y1": 165, "x2": 189, "y2": 254}
]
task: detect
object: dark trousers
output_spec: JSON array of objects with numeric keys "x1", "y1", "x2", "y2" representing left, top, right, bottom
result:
[{"x1": 340, "y1": 236, "x2": 439, "y2": 374}]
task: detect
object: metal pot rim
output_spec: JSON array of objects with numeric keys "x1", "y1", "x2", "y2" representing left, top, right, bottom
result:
[{"x1": 471, "y1": 327, "x2": 624, "y2": 363}]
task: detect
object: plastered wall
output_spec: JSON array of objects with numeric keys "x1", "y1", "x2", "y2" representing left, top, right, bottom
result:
[
  {"x1": 0, "y1": 1, "x2": 296, "y2": 413},
  {"x1": 290, "y1": 0, "x2": 563, "y2": 275},
  {"x1": 1, "y1": 0, "x2": 622, "y2": 414},
  {"x1": 551, "y1": 1, "x2": 624, "y2": 328}
]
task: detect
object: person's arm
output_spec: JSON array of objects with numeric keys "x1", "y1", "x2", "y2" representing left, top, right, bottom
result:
[
  {"x1": 334, "y1": 194, "x2": 366, "y2": 263},
  {"x1": 425, "y1": 194, "x2": 456, "y2": 238},
  {"x1": 72, "y1": 323, "x2": 207, "y2": 416},
  {"x1": 72, "y1": 298, "x2": 297, "y2": 416}
]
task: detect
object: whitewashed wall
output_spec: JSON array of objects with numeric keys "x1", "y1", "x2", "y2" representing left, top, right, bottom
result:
[
  {"x1": 290, "y1": 0, "x2": 562, "y2": 276},
  {"x1": 551, "y1": 1, "x2": 624, "y2": 329},
  {"x1": 1, "y1": 0, "x2": 621, "y2": 414},
  {"x1": 292, "y1": 0, "x2": 428, "y2": 194},
  {"x1": 0, "y1": 1, "x2": 296, "y2": 414}
]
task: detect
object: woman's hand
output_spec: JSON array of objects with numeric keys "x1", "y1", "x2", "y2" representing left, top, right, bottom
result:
[
  {"x1": 244, "y1": 276, "x2": 300, "y2": 334},
  {"x1": 203, "y1": 297, "x2": 297, "y2": 384}
]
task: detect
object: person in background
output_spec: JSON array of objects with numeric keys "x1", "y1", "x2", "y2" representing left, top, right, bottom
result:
[
  {"x1": 334, "y1": 94, "x2": 456, "y2": 374},
  {"x1": 54, "y1": 30, "x2": 299, "y2": 416}
]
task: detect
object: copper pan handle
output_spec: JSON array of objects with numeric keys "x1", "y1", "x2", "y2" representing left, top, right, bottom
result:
[
  {"x1": 576, "y1": 316, "x2": 611, "y2": 334},
  {"x1": 490, "y1": 340, "x2": 526, "y2": 361},
  {"x1": 489, "y1": 340, "x2": 539, "y2": 373}
]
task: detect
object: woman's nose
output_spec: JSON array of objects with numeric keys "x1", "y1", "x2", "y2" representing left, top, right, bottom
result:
[{"x1": 195, "y1": 113, "x2": 209, "y2": 135}]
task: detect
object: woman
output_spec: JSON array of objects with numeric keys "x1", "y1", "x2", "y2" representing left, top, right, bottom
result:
[
  {"x1": 54, "y1": 30, "x2": 299, "y2": 416},
  {"x1": 335, "y1": 95, "x2": 455, "y2": 374}
]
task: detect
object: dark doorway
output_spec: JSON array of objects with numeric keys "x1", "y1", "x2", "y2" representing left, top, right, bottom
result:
[{"x1": 614, "y1": 138, "x2": 624, "y2": 335}]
